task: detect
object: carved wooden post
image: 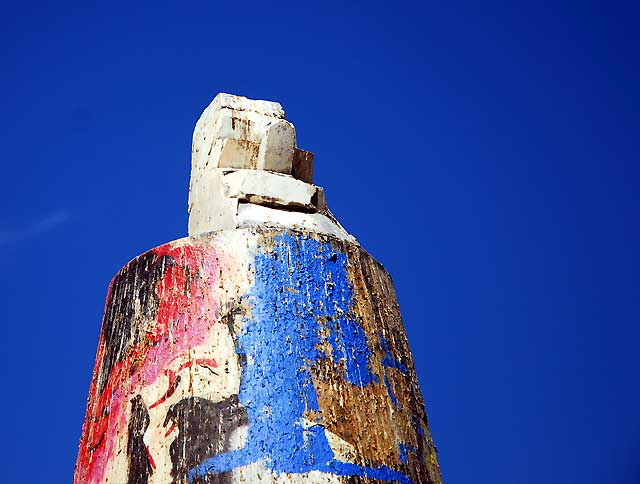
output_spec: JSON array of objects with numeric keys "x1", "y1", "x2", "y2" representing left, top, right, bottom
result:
[{"x1": 74, "y1": 94, "x2": 443, "y2": 484}]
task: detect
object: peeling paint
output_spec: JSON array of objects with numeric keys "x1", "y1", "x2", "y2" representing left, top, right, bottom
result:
[{"x1": 74, "y1": 228, "x2": 443, "y2": 484}]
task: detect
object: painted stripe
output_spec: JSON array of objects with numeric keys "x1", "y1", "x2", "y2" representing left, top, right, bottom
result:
[{"x1": 190, "y1": 233, "x2": 411, "y2": 483}]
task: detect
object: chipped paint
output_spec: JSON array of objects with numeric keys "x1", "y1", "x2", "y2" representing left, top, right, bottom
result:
[{"x1": 74, "y1": 228, "x2": 442, "y2": 483}]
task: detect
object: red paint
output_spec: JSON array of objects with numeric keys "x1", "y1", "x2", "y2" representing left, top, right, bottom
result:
[
  {"x1": 164, "y1": 423, "x2": 177, "y2": 438},
  {"x1": 149, "y1": 358, "x2": 218, "y2": 409},
  {"x1": 145, "y1": 445, "x2": 156, "y2": 470},
  {"x1": 74, "y1": 241, "x2": 232, "y2": 484}
]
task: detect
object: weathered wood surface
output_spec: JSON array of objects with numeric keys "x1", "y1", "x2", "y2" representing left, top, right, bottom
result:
[{"x1": 74, "y1": 227, "x2": 442, "y2": 484}]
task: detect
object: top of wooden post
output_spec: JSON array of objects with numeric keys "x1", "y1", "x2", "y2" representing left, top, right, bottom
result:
[
  {"x1": 187, "y1": 93, "x2": 354, "y2": 243},
  {"x1": 192, "y1": 93, "x2": 312, "y2": 181}
]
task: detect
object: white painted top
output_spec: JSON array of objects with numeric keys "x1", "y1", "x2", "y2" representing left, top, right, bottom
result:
[{"x1": 188, "y1": 93, "x2": 357, "y2": 244}]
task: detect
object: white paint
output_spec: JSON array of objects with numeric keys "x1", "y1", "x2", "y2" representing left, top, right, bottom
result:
[
  {"x1": 192, "y1": 95, "x2": 289, "y2": 172},
  {"x1": 227, "y1": 461, "x2": 342, "y2": 483},
  {"x1": 237, "y1": 203, "x2": 356, "y2": 243},
  {"x1": 188, "y1": 167, "x2": 239, "y2": 235},
  {"x1": 222, "y1": 169, "x2": 317, "y2": 209},
  {"x1": 188, "y1": 93, "x2": 358, "y2": 244},
  {"x1": 257, "y1": 119, "x2": 296, "y2": 173},
  {"x1": 206, "y1": 92, "x2": 285, "y2": 119}
]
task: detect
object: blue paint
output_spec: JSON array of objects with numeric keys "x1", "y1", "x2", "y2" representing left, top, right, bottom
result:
[
  {"x1": 380, "y1": 333, "x2": 408, "y2": 407},
  {"x1": 189, "y1": 234, "x2": 411, "y2": 483},
  {"x1": 326, "y1": 316, "x2": 379, "y2": 385},
  {"x1": 399, "y1": 443, "x2": 416, "y2": 464},
  {"x1": 384, "y1": 373, "x2": 400, "y2": 407},
  {"x1": 380, "y1": 333, "x2": 409, "y2": 374}
]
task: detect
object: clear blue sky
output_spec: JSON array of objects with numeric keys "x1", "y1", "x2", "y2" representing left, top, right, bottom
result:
[{"x1": 1, "y1": 1, "x2": 638, "y2": 483}]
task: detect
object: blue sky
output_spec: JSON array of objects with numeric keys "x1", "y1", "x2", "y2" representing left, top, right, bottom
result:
[{"x1": 1, "y1": 1, "x2": 638, "y2": 483}]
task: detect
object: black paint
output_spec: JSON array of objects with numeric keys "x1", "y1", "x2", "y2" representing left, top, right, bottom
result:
[
  {"x1": 165, "y1": 396, "x2": 248, "y2": 484},
  {"x1": 127, "y1": 395, "x2": 153, "y2": 484}
]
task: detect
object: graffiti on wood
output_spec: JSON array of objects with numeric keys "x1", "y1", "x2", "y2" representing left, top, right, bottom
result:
[{"x1": 74, "y1": 228, "x2": 442, "y2": 484}]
